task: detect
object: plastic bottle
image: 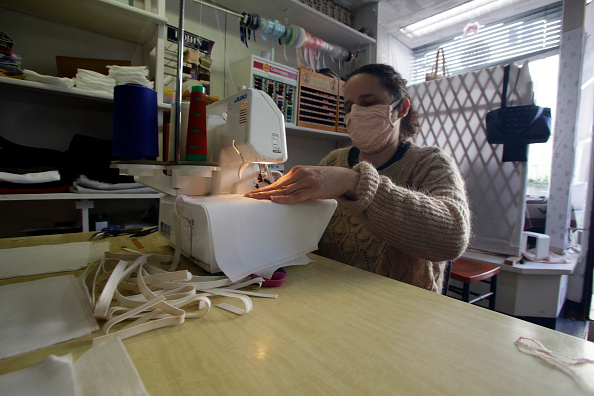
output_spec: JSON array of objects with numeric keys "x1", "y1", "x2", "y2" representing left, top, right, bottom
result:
[{"x1": 185, "y1": 85, "x2": 207, "y2": 162}]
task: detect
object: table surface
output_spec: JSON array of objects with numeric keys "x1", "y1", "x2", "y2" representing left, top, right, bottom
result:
[{"x1": 1, "y1": 232, "x2": 594, "y2": 395}]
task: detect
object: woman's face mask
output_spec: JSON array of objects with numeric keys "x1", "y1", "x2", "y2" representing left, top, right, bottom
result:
[{"x1": 344, "y1": 101, "x2": 400, "y2": 152}]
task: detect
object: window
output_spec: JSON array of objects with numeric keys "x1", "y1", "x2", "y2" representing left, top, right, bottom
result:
[
  {"x1": 409, "y1": 2, "x2": 562, "y2": 85},
  {"x1": 526, "y1": 54, "x2": 558, "y2": 198}
]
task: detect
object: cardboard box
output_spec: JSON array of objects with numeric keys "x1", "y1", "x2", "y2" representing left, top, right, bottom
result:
[{"x1": 56, "y1": 56, "x2": 131, "y2": 78}]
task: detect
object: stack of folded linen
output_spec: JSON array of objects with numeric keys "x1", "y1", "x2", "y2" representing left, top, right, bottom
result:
[
  {"x1": 24, "y1": 69, "x2": 74, "y2": 89},
  {"x1": 107, "y1": 65, "x2": 154, "y2": 89},
  {"x1": 70, "y1": 175, "x2": 157, "y2": 194},
  {"x1": 74, "y1": 69, "x2": 116, "y2": 94},
  {"x1": 0, "y1": 136, "x2": 68, "y2": 194},
  {"x1": 64, "y1": 134, "x2": 157, "y2": 194}
]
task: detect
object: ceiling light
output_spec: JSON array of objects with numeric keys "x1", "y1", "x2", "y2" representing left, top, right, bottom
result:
[{"x1": 400, "y1": 0, "x2": 520, "y2": 38}]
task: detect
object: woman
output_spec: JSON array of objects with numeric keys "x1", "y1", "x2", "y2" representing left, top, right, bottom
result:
[{"x1": 246, "y1": 64, "x2": 470, "y2": 293}]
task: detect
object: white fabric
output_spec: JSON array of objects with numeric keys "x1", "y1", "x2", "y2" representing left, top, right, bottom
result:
[
  {"x1": 177, "y1": 195, "x2": 337, "y2": 282},
  {"x1": 76, "y1": 175, "x2": 148, "y2": 191},
  {"x1": 253, "y1": 254, "x2": 312, "y2": 279},
  {"x1": 0, "y1": 170, "x2": 60, "y2": 184},
  {"x1": 73, "y1": 338, "x2": 149, "y2": 396},
  {"x1": 0, "y1": 338, "x2": 149, "y2": 396},
  {"x1": 24, "y1": 69, "x2": 75, "y2": 89},
  {"x1": 0, "y1": 354, "x2": 77, "y2": 396},
  {"x1": 107, "y1": 65, "x2": 153, "y2": 88},
  {"x1": 75, "y1": 69, "x2": 116, "y2": 94},
  {"x1": 0, "y1": 241, "x2": 108, "y2": 279},
  {"x1": 70, "y1": 184, "x2": 158, "y2": 194},
  {"x1": 0, "y1": 275, "x2": 99, "y2": 359}
]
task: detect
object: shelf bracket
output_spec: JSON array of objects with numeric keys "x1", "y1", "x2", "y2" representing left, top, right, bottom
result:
[{"x1": 75, "y1": 199, "x2": 95, "y2": 232}]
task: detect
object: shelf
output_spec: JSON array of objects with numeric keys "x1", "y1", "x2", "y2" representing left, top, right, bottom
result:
[
  {"x1": 0, "y1": 193, "x2": 161, "y2": 201},
  {"x1": 462, "y1": 251, "x2": 578, "y2": 275},
  {"x1": 0, "y1": 77, "x2": 171, "y2": 110},
  {"x1": 213, "y1": 0, "x2": 375, "y2": 51},
  {"x1": 0, "y1": 0, "x2": 167, "y2": 44},
  {"x1": 286, "y1": 124, "x2": 350, "y2": 140}
]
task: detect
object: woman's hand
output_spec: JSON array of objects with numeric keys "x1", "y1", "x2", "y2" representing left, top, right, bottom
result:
[{"x1": 245, "y1": 166, "x2": 360, "y2": 204}]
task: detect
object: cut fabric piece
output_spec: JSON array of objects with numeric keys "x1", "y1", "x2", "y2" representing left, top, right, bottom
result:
[
  {"x1": 0, "y1": 338, "x2": 149, "y2": 396},
  {"x1": 0, "y1": 354, "x2": 77, "y2": 396},
  {"x1": 175, "y1": 195, "x2": 337, "y2": 281},
  {"x1": 0, "y1": 241, "x2": 109, "y2": 279},
  {"x1": 73, "y1": 338, "x2": 149, "y2": 396},
  {"x1": 0, "y1": 275, "x2": 99, "y2": 359}
]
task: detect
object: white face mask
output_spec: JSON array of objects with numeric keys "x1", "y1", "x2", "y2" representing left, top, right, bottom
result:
[{"x1": 345, "y1": 101, "x2": 400, "y2": 152}]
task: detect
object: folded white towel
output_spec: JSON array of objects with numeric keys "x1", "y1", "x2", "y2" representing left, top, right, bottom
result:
[
  {"x1": 70, "y1": 185, "x2": 158, "y2": 194},
  {"x1": 76, "y1": 175, "x2": 146, "y2": 191},
  {"x1": 75, "y1": 69, "x2": 116, "y2": 93},
  {"x1": 0, "y1": 170, "x2": 60, "y2": 184},
  {"x1": 23, "y1": 69, "x2": 74, "y2": 89},
  {"x1": 107, "y1": 65, "x2": 149, "y2": 75},
  {"x1": 107, "y1": 65, "x2": 153, "y2": 88}
]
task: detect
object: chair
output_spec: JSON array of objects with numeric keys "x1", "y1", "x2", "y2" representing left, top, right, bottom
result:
[{"x1": 447, "y1": 258, "x2": 501, "y2": 310}]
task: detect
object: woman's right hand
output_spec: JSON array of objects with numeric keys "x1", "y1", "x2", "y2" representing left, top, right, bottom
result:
[{"x1": 244, "y1": 165, "x2": 360, "y2": 204}]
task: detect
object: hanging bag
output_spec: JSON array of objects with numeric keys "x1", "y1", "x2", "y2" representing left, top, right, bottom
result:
[
  {"x1": 425, "y1": 47, "x2": 448, "y2": 81},
  {"x1": 485, "y1": 65, "x2": 552, "y2": 162}
]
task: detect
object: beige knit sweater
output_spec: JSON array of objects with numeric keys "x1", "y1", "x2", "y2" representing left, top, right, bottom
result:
[{"x1": 317, "y1": 143, "x2": 471, "y2": 294}]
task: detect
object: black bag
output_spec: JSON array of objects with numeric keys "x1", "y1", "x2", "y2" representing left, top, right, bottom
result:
[{"x1": 485, "y1": 65, "x2": 551, "y2": 162}]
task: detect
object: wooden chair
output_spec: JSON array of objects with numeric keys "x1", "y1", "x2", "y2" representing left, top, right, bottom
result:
[{"x1": 447, "y1": 258, "x2": 501, "y2": 310}]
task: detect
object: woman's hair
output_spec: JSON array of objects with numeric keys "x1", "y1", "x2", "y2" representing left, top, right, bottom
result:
[{"x1": 346, "y1": 63, "x2": 419, "y2": 141}]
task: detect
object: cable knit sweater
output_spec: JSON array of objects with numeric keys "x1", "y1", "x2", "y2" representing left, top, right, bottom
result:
[{"x1": 317, "y1": 143, "x2": 471, "y2": 294}]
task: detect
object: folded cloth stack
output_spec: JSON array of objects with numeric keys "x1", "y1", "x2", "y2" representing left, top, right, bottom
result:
[
  {"x1": 63, "y1": 134, "x2": 140, "y2": 187},
  {"x1": 0, "y1": 136, "x2": 68, "y2": 194},
  {"x1": 24, "y1": 69, "x2": 74, "y2": 89},
  {"x1": 70, "y1": 175, "x2": 158, "y2": 194},
  {"x1": 107, "y1": 65, "x2": 154, "y2": 89},
  {"x1": 0, "y1": 30, "x2": 25, "y2": 79},
  {"x1": 74, "y1": 68, "x2": 116, "y2": 94}
]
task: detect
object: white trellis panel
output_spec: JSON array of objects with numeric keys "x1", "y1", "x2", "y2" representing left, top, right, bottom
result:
[{"x1": 409, "y1": 64, "x2": 535, "y2": 256}]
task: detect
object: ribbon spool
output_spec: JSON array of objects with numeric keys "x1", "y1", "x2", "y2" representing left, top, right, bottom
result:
[
  {"x1": 238, "y1": 12, "x2": 353, "y2": 70},
  {"x1": 240, "y1": 13, "x2": 261, "y2": 47}
]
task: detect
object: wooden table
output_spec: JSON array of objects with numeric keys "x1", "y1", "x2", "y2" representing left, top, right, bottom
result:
[{"x1": 1, "y1": 232, "x2": 593, "y2": 395}]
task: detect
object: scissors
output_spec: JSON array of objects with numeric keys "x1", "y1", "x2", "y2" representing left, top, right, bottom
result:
[{"x1": 89, "y1": 225, "x2": 144, "y2": 240}]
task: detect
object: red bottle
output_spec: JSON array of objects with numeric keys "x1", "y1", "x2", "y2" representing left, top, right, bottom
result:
[{"x1": 185, "y1": 85, "x2": 207, "y2": 161}]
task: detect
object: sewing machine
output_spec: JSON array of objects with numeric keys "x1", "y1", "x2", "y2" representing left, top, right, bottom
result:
[{"x1": 114, "y1": 88, "x2": 327, "y2": 275}]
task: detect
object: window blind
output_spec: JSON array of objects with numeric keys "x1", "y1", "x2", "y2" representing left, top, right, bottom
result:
[{"x1": 410, "y1": 2, "x2": 562, "y2": 84}]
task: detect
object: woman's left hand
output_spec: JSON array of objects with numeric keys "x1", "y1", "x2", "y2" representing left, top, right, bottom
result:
[{"x1": 244, "y1": 165, "x2": 360, "y2": 204}]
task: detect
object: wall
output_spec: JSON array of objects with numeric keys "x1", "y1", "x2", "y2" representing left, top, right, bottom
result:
[
  {"x1": 566, "y1": 0, "x2": 594, "y2": 303},
  {"x1": 164, "y1": 0, "x2": 351, "y2": 168},
  {"x1": 377, "y1": 26, "x2": 414, "y2": 83}
]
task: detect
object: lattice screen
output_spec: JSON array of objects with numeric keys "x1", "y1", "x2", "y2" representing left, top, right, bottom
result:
[{"x1": 408, "y1": 64, "x2": 535, "y2": 256}]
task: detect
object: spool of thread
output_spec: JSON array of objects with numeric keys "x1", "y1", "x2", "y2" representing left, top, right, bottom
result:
[
  {"x1": 112, "y1": 84, "x2": 158, "y2": 160},
  {"x1": 185, "y1": 86, "x2": 207, "y2": 162}
]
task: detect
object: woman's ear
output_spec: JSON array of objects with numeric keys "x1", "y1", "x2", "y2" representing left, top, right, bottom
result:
[{"x1": 396, "y1": 98, "x2": 411, "y2": 119}]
